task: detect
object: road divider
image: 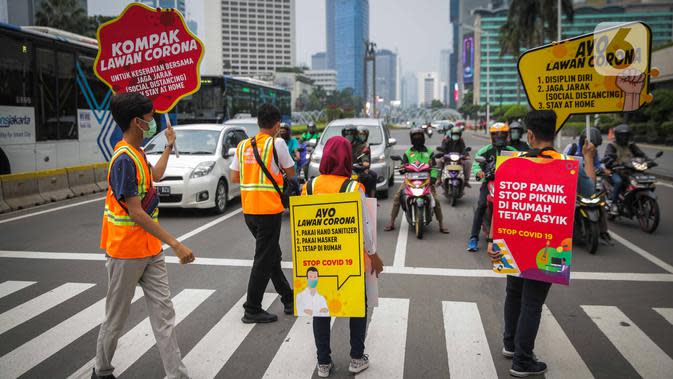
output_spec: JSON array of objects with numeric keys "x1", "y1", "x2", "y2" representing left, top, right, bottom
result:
[
  {"x1": 92, "y1": 163, "x2": 109, "y2": 191},
  {"x1": 0, "y1": 172, "x2": 47, "y2": 210},
  {"x1": 0, "y1": 178, "x2": 10, "y2": 213},
  {"x1": 66, "y1": 165, "x2": 101, "y2": 196},
  {"x1": 37, "y1": 168, "x2": 75, "y2": 202}
]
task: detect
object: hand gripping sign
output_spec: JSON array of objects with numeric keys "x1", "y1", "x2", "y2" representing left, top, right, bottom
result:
[
  {"x1": 518, "y1": 22, "x2": 656, "y2": 133},
  {"x1": 491, "y1": 156, "x2": 579, "y2": 285},
  {"x1": 94, "y1": 3, "x2": 204, "y2": 113},
  {"x1": 290, "y1": 192, "x2": 365, "y2": 318}
]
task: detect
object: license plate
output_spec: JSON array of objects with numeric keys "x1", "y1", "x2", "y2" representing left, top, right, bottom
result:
[
  {"x1": 445, "y1": 165, "x2": 462, "y2": 171},
  {"x1": 157, "y1": 186, "x2": 171, "y2": 195}
]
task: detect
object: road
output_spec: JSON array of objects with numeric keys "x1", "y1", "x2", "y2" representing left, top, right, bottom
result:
[{"x1": 1, "y1": 128, "x2": 673, "y2": 378}]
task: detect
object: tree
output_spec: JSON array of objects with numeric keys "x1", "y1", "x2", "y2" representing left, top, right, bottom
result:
[
  {"x1": 87, "y1": 15, "x2": 114, "y2": 38},
  {"x1": 499, "y1": 0, "x2": 574, "y2": 103},
  {"x1": 430, "y1": 99, "x2": 445, "y2": 109},
  {"x1": 35, "y1": 0, "x2": 90, "y2": 36}
]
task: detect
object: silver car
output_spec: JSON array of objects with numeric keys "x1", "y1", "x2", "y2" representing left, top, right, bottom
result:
[{"x1": 307, "y1": 118, "x2": 397, "y2": 197}]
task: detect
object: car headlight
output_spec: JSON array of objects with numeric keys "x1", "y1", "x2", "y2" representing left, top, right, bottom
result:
[
  {"x1": 190, "y1": 161, "x2": 216, "y2": 178},
  {"x1": 376, "y1": 154, "x2": 386, "y2": 163}
]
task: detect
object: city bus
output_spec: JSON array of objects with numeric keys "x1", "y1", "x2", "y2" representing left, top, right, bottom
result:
[{"x1": 0, "y1": 24, "x2": 291, "y2": 175}]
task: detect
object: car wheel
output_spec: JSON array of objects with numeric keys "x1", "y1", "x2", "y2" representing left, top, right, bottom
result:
[{"x1": 212, "y1": 179, "x2": 228, "y2": 214}]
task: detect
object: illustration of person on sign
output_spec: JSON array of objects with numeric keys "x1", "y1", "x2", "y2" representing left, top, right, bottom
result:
[{"x1": 296, "y1": 267, "x2": 330, "y2": 317}]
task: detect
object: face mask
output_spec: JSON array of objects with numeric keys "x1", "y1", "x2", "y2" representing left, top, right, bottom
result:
[
  {"x1": 137, "y1": 117, "x2": 157, "y2": 138},
  {"x1": 510, "y1": 130, "x2": 521, "y2": 141},
  {"x1": 451, "y1": 134, "x2": 460, "y2": 141},
  {"x1": 357, "y1": 135, "x2": 367, "y2": 143},
  {"x1": 493, "y1": 134, "x2": 507, "y2": 147},
  {"x1": 307, "y1": 278, "x2": 318, "y2": 288}
]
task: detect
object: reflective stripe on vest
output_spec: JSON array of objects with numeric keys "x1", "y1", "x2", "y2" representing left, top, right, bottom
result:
[
  {"x1": 304, "y1": 175, "x2": 365, "y2": 195},
  {"x1": 238, "y1": 134, "x2": 285, "y2": 214},
  {"x1": 100, "y1": 141, "x2": 161, "y2": 259}
]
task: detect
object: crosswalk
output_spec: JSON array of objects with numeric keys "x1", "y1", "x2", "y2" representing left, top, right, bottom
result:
[{"x1": 1, "y1": 280, "x2": 673, "y2": 378}]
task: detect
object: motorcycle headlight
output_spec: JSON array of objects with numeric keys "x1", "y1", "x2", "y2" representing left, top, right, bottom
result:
[
  {"x1": 449, "y1": 154, "x2": 460, "y2": 161},
  {"x1": 634, "y1": 162, "x2": 648, "y2": 171},
  {"x1": 190, "y1": 161, "x2": 216, "y2": 178}
]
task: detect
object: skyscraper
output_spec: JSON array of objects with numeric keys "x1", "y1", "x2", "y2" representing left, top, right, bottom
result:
[
  {"x1": 418, "y1": 72, "x2": 440, "y2": 107},
  {"x1": 311, "y1": 52, "x2": 327, "y2": 70},
  {"x1": 140, "y1": 0, "x2": 186, "y2": 14},
  {"x1": 373, "y1": 49, "x2": 397, "y2": 104},
  {"x1": 326, "y1": 0, "x2": 369, "y2": 96},
  {"x1": 221, "y1": 0, "x2": 295, "y2": 77},
  {"x1": 402, "y1": 73, "x2": 418, "y2": 108}
]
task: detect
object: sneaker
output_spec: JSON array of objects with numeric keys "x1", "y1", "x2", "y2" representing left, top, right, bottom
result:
[
  {"x1": 349, "y1": 354, "x2": 370, "y2": 374},
  {"x1": 502, "y1": 347, "x2": 514, "y2": 359},
  {"x1": 317, "y1": 362, "x2": 333, "y2": 378},
  {"x1": 609, "y1": 204, "x2": 619, "y2": 216},
  {"x1": 600, "y1": 232, "x2": 614, "y2": 246},
  {"x1": 91, "y1": 368, "x2": 116, "y2": 379},
  {"x1": 283, "y1": 300, "x2": 294, "y2": 315},
  {"x1": 241, "y1": 310, "x2": 278, "y2": 324},
  {"x1": 467, "y1": 237, "x2": 478, "y2": 252},
  {"x1": 510, "y1": 360, "x2": 547, "y2": 377}
]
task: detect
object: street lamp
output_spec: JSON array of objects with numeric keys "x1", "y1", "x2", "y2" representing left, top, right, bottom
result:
[
  {"x1": 364, "y1": 41, "x2": 377, "y2": 118},
  {"x1": 462, "y1": 24, "x2": 491, "y2": 128}
]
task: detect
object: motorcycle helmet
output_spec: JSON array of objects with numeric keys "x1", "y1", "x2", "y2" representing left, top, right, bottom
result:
[
  {"x1": 341, "y1": 126, "x2": 358, "y2": 143},
  {"x1": 613, "y1": 123, "x2": 631, "y2": 146},
  {"x1": 509, "y1": 121, "x2": 525, "y2": 142},
  {"x1": 579, "y1": 127, "x2": 603, "y2": 148},
  {"x1": 489, "y1": 122, "x2": 510, "y2": 147},
  {"x1": 410, "y1": 127, "x2": 425, "y2": 148},
  {"x1": 356, "y1": 126, "x2": 369, "y2": 144},
  {"x1": 449, "y1": 124, "x2": 463, "y2": 141},
  {"x1": 279, "y1": 123, "x2": 291, "y2": 140},
  {"x1": 307, "y1": 121, "x2": 317, "y2": 133}
]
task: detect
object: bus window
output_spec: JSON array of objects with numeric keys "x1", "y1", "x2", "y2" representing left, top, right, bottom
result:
[
  {"x1": 77, "y1": 55, "x2": 110, "y2": 111},
  {"x1": 57, "y1": 52, "x2": 77, "y2": 139},
  {"x1": 176, "y1": 77, "x2": 225, "y2": 123},
  {"x1": 36, "y1": 48, "x2": 58, "y2": 141},
  {"x1": 0, "y1": 34, "x2": 33, "y2": 107}
]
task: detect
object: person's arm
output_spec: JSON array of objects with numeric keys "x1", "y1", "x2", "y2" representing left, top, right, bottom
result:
[
  {"x1": 630, "y1": 143, "x2": 648, "y2": 159},
  {"x1": 429, "y1": 151, "x2": 439, "y2": 180},
  {"x1": 151, "y1": 124, "x2": 176, "y2": 181},
  {"x1": 274, "y1": 138, "x2": 296, "y2": 178},
  {"x1": 472, "y1": 146, "x2": 488, "y2": 180},
  {"x1": 582, "y1": 142, "x2": 597, "y2": 184},
  {"x1": 229, "y1": 142, "x2": 241, "y2": 184}
]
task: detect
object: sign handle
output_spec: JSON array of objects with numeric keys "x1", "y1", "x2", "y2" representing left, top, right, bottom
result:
[
  {"x1": 585, "y1": 114, "x2": 591, "y2": 146},
  {"x1": 164, "y1": 113, "x2": 179, "y2": 158}
]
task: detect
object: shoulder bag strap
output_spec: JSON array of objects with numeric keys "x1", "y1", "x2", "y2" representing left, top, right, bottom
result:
[
  {"x1": 307, "y1": 178, "x2": 315, "y2": 195},
  {"x1": 339, "y1": 179, "x2": 354, "y2": 193},
  {"x1": 250, "y1": 137, "x2": 284, "y2": 197}
]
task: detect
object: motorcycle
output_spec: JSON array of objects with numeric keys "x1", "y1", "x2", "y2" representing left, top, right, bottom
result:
[
  {"x1": 391, "y1": 155, "x2": 434, "y2": 239},
  {"x1": 421, "y1": 124, "x2": 434, "y2": 138},
  {"x1": 574, "y1": 192, "x2": 606, "y2": 254},
  {"x1": 298, "y1": 138, "x2": 317, "y2": 183},
  {"x1": 602, "y1": 152, "x2": 663, "y2": 233},
  {"x1": 474, "y1": 155, "x2": 496, "y2": 238},
  {"x1": 436, "y1": 147, "x2": 471, "y2": 206}
]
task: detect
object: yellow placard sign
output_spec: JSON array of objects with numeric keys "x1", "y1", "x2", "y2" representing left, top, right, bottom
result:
[
  {"x1": 290, "y1": 192, "x2": 365, "y2": 318},
  {"x1": 518, "y1": 22, "x2": 653, "y2": 131}
]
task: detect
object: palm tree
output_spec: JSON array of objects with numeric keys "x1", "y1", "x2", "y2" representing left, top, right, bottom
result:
[
  {"x1": 35, "y1": 0, "x2": 89, "y2": 36},
  {"x1": 499, "y1": 0, "x2": 575, "y2": 103}
]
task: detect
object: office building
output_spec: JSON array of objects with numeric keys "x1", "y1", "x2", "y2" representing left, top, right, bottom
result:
[
  {"x1": 440, "y1": 49, "x2": 451, "y2": 103},
  {"x1": 370, "y1": 49, "x2": 397, "y2": 104},
  {"x1": 306, "y1": 69, "x2": 338, "y2": 93},
  {"x1": 140, "y1": 0, "x2": 185, "y2": 14},
  {"x1": 473, "y1": 2, "x2": 673, "y2": 106},
  {"x1": 2, "y1": 0, "x2": 87, "y2": 25},
  {"x1": 222, "y1": 0, "x2": 296, "y2": 77},
  {"x1": 311, "y1": 52, "x2": 327, "y2": 70},
  {"x1": 401, "y1": 73, "x2": 418, "y2": 108},
  {"x1": 326, "y1": 0, "x2": 369, "y2": 96},
  {"x1": 273, "y1": 71, "x2": 314, "y2": 108},
  {"x1": 418, "y1": 72, "x2": 440, "y2": 107}
]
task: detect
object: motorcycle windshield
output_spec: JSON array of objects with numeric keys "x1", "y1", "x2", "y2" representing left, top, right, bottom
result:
[{"x1": 406, "y1": 172, "x2": 430, "y2": 180}]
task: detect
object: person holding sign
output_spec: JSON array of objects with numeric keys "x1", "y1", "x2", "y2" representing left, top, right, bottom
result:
[
  {"x1": 95, "y1": 93, "x2": 194, "y2": 379},
  {"x1": 488, "y1": 110, "x2": 595, "y2": 377},
  {"x1": 230, "y1": 104, "x2": 296, "y2": 324},
  {"x1": 301, "y1": 136, "x2": 383, "y2": 378}
]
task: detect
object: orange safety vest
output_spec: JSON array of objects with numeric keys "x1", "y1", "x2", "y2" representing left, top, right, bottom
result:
[
  {"x1": 301, "y1": 174, "x2": 364, "y2": 195},
  {"x1": 237, "y1": 133, "x2": 285, "y2": 215},
  {"x1": 100, "y1": 140, "x2": 162, "y2": 259},
  {"x1": 515, "y1": 148, "x2": 568, "y2": 160}
]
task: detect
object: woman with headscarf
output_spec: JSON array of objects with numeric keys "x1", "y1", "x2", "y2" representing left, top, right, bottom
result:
[{"x1": 301, "y1": 136, "x2": 383, "y2": 378}]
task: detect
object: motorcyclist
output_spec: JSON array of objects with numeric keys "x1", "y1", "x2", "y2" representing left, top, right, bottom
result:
[
  {"x1": 602, "y1": 123, "x2": 649, "y2": 215},
  {"x1": 467, "y1": 122, "x2": 517, "y2": 252},
  {"x1": 280, "y1": 123, "x2": 301, "y2": 194},
  {"x1": 300, "y1": 122, "x2": 321, "y2": 142},
  {"x1": 508, "y1": 121, "x2": 530, "y2": 151},
  {"x1": 384, "y1": 128, "x2": 449, "y2": 234},
  {"x1": 564, "y1": 127, "x2": 613, "y2": 245},
  {"x1": 342, "y1": 126, "x2": 378, "y2": 197},
  {"x1": 438, "y1": 125, "x2": 472, "y2": 188}
]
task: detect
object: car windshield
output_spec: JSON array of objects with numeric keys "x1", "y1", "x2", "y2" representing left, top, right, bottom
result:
[
  {"x1": 226, "y1": 122, "x2": 259, "y2": 137},
  {"x1": 145, "y1": 129, "x2": 221, "y2": 155},
  {"x1": 320, "y1": 124, "x2": 384, "y2": 145}
]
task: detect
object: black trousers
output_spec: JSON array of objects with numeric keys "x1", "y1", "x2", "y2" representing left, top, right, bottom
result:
[
  {"x1": 469, "y1": 182, "x2": 489, "y2": 238},
  {"x1": 313, "y1": 306, "x2": 367, "y2": 364},
  {"x1": 503, "y1": 276, "x2": 552, "y2": 365},
  {"x1": 243, "y1": 213, "x2": 293, "y2": 314},
  {"x1": 358, "y1": 171, "x2": 378, "y2": 196}
]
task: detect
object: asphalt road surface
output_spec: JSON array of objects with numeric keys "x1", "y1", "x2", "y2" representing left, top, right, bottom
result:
[{"x1": 1, "y1": 128, "x2": 673, "y2": 378}]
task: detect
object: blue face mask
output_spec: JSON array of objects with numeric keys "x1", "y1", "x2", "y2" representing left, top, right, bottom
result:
[
  {"x1": 137, "y1": 117, "x2": 157, "y2": 138},
  {"x1": 307, "y1": 278, "x2": 318, "y2": 288},
  {"x1": 451, "y1": 134, "x2": 460, "y2": 141}
]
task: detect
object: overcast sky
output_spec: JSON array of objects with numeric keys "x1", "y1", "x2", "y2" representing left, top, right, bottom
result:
[{"x1": 88, "y1": 0, "x2": 451, "y2": 75}]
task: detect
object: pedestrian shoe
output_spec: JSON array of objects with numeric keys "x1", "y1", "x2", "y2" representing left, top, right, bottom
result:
[
  {"x1": 509, "y1": 360, "x2": 547, "y2": 377},
  {"x1": 609, "y1": 204, "x2": 619, "y2": 216},
  {"x1": 283, "y1": 301, "x2": 294, "y2": 315},
  {"x1": 91, "y1": 368, "x2": 116, "y2": 379},
  {"x1": 502, "y1": 347, "x2": 514, "y2": 359},
  {"x1": 317, "y1": 362, "x2": 333, "y2": 378},
  {"x1": 599, "y1": 232, "x2": 614, "y2": 246},
  {"x1": 467, "y1": 237, "x2": 478, "y2": 252},
  {"x1": 349, "y1": 354, "x2": 370, "y2": 374},
  {"x1": 384, "y1": 223, "x2": 395, "y2": 231},
  {"x1": 241, "y1": 310, "x2": 278, "y2": 324}
]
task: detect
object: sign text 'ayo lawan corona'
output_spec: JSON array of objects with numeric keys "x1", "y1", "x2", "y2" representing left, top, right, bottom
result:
[
  {"x1": 94, "y1": 3, "x2": 204, "y2": 113},
  {"x1": 290, "y1": 192, "x2": 365, "y2": 318},
  {"x1": 518, "y1": 21, "x2": 655, "y2": 132},
  {"x1": 491, "y1": 156, "x2": 579, "y2": 285}
]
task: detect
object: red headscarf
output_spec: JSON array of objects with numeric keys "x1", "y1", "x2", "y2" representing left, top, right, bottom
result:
[{"x1": 319, "y1": 136, "x2": 352, "y2": 177}]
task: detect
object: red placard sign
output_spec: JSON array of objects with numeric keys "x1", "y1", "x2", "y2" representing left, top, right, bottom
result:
[
  {"x1": 94, "y1": 3, "x2": 204, "y2": 113},
  {"x1": 491, "y1": 156, "x2": 579, "y2": 285}
]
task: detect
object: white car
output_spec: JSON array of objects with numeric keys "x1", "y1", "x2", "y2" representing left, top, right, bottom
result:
[{"x1": 144, "y1": 123, "x2": 249, "y2": 213}]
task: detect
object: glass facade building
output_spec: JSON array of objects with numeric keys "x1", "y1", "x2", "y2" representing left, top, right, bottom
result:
[
  {"x1": 473, "y1": 4, "x2": 673, "y2": 106},
  {"x1": 326, "y1": 0, "x2": 369, "y2": 96}
]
